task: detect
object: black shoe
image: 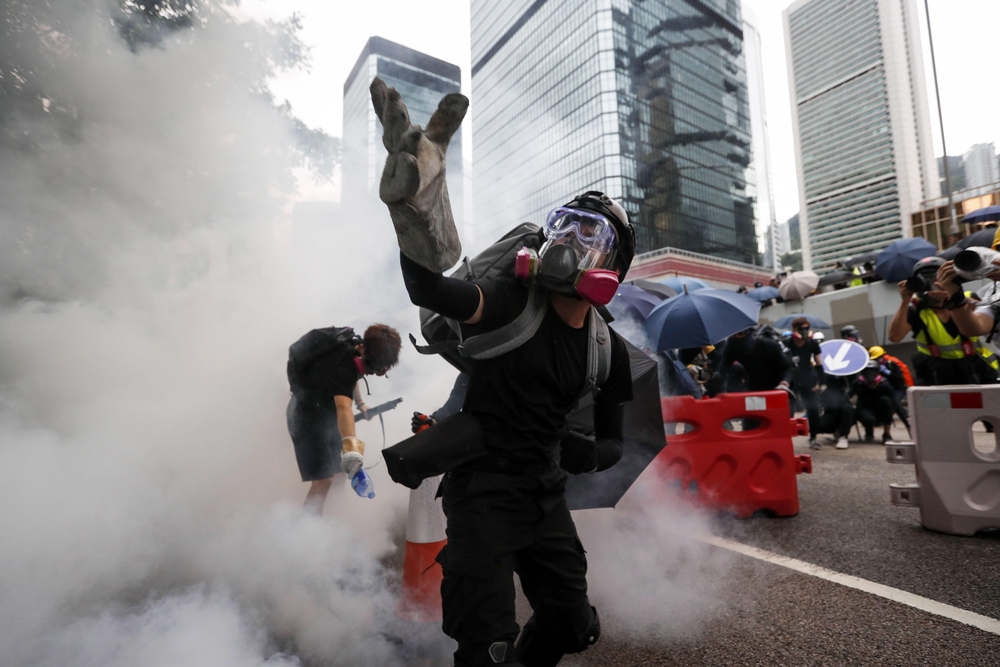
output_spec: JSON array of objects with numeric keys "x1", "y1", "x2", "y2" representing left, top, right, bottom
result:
[
  {"x1": 864, "y1": 431, "x2": 874, "y2": 443},
  {"x1": 882, "y1": 432, "x2": 892, "y2": 443}
]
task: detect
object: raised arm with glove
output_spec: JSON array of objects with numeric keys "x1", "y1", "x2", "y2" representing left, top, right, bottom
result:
[{"x1": 369, "y1": 77, "x2": 468, "y2": 273}]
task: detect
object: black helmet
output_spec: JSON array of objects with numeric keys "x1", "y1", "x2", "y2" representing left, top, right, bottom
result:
[
  {"x1": 564, "y1": 191, "x2": 636, "y2": 279},
  {"x1": 912, "y1": 256, "x2": 946, "y2": 277},
  {"x1": 841, "y1": 324, "x2": 860, "y2": 341}
]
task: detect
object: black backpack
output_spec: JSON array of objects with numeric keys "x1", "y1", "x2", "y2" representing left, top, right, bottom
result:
[
  {"x1": 411, "y1": 223, "x2": 613, "y2": 399},
  {"x1": 287, "y1": 326, "x2": 360, "y2": 393}
]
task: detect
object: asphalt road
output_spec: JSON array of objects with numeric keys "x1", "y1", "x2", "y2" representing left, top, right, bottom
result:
[{"x1": 560, "y1": 423, "x2": 1000, "y2": 666}]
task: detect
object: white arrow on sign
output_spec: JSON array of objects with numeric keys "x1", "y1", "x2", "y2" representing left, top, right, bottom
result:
[{"x1": 824, "y1": 343, "x2": 852, "y2": 371}]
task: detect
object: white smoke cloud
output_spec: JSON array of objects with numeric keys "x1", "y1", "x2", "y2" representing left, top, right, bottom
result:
[
  {"x1": 0, "y1": 2, "x2": 737, "y2": 664},
  {"x1": 577, "y1": 471, "x2": 739, "y2": 642}
]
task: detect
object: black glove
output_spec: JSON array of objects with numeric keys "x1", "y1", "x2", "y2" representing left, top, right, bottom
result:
[
  {"x1": 559, "y1": 432, "x2": 599, "y2": 474},
  {"x1": 411, "y1": 411, "x2": 437, "y2": 434}
]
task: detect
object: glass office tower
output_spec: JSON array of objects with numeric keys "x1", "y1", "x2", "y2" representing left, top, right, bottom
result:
[
  {"x1": 784, "y1": 0, "x2": 937, "y2": 271},
  {"x1": 743, "y1": 4, "x2": 778, "y2": 269},
  {"x1": 470, "y1": 0, "x2": 758, "y2": 264},
  {"x1": 342, "y1": 37, "x2": 463, "y2": 222}
]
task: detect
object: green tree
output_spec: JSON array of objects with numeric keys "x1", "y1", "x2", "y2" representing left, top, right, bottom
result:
[
  {"x1": 780, "y1": 251, "x2": 803, "y2": 272},
  {"x1": 0, "y1": 0, "x2": 339, "y2": 301}
]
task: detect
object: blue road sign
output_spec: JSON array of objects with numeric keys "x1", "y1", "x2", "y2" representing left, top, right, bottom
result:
[{"x1": 819, "y1": 339, "x2": 870, "y2": 376}]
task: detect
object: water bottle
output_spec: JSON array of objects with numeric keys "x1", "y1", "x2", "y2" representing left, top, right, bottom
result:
[{"x1": 351, "y1": 469, "x2": 375, "y2": 499}]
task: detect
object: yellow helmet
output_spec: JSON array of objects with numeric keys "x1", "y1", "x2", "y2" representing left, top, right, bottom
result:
[
  {"x1": 993, "y1": 226, "x2": 1000, "y2": 250},
  {"x1": 869, "y1": 345, "x2": 886, "y2": 360}
]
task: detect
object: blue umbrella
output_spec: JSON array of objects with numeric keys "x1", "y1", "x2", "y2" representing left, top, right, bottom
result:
[
  {"x1": 660, "y1": 275, "x2": 711, "y2": 293},
  {"x1": 773, "y1": 314, "x2": 831, "y2": 330},
  {"x1": 747, "y1": 286, "x2": 780, "y2": 302},
  {"x1": 875, "y1": 238, "x2": 937, "y2": 283},
  {"x1": 608, "y1": 284, "x2": 664, "y2": 320},
  {"x1": 644, "y1": 289, "x2": 761, "y2": 351},
  {"x1": 963, "y1": 206, "x2": 1000, "y2": 225}
]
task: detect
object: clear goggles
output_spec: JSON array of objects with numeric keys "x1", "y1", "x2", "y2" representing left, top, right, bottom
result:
[{"x1": 543, "y1": 207, "x2": 616, "y2": 252}]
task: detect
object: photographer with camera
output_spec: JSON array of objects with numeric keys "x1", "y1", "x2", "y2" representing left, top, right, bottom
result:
[
  {"x1": 934, "y1": 250, "x2": 1000, "y2": 344},
  {"x1": 888, "y1": 256, "x2": 998, "y2": 385}
]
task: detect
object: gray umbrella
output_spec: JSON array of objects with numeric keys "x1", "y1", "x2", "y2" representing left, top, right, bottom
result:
[{"x1": 778, "y1": 270, "x2": 820, "y2": 301}]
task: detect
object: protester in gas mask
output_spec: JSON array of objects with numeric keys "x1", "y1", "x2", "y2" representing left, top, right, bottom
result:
[
  {"x1": 784, "y1": 317, "x2": 823, "y2": 449},
  {"x1": 888, "y1": 257, "x2": 998, "y2": 385},
  {"x1": 285, "y1": 324, "x2": 401, "y2": 515},
  {"x1": 397, "y1": 190, "x2": 634, "y2": 667},
  {"x1": 373, "y1": 72, "x2": 635, "y2": 665},
  {"x1": 840, "y1": 324, "x2": 862, "y2": 345}
]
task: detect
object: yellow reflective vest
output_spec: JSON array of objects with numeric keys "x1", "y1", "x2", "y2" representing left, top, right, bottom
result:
[
  {"x1": 914, "y1": 308, "x2": 999, "y2": 370},
  {"x1": 849, "y1": 266, "x2": 864, "y2": 287}
]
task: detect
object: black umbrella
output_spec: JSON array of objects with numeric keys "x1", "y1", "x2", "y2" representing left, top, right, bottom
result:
[
  {"x1": 938, "y1": 225, "x2": 998, "y2": 260},
  {"x1": 564, "y1": 338, "x2": 665, "y2": 510}
]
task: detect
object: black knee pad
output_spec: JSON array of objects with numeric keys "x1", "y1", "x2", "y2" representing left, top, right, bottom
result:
[{"x1": 515, "y1": 606, "x2": 601, "y2": 667}]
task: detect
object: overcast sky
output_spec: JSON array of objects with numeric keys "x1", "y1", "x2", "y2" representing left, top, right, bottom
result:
[{"x1": 241, "y1": 0, "x2": 1000, "y2": 224}]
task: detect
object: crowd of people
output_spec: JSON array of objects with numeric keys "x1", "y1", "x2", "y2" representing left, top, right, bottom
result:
[{"x1": 664, "y1": 253, "x2": 1000, "y2": 450}]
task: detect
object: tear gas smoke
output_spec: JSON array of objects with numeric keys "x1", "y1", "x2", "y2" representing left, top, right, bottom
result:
[{"x1": 0, "y1": 2, "x2": 736, "y2": 663}]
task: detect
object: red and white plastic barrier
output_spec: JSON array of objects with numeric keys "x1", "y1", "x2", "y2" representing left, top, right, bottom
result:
[
  {"x1": 887, "y1": 386, "x2": 1000, "y2": 536},
  {"x1": 396, "y1": 475, "x2": 447, "y2": 622},
  {"x1": 654, "y1": 391, "x2": 812, "y2": 518}
]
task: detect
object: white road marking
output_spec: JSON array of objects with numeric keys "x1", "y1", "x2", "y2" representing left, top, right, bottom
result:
[{"x1": 702, "y1": 534, "x2": 1000, "y2": 636}]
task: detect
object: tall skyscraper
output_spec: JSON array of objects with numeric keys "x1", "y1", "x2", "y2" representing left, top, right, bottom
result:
[
  {"x1": 963, "y1": 143, "x2": 999, "y2": 190},
  {"x1": 342, "y1": 37, "x2": 463, "y2": 221},
  {"x1": 743, "y1": 4, "x2": 778, "y2": 269},
  {"x1": 469, "y1": 0, "x2": 758, "y2": 265},
  {"x1": 784, "y1": 0, "x2": 938, "y2": 272}
]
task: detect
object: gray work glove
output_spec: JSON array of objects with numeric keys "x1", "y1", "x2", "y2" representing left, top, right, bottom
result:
[{"x1": 369, "y1": 77, "x2": 468, "y2": 273}]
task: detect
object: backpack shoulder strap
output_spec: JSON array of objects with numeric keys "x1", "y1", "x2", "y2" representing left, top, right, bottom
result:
[
  {"x1": 580, "y1": 307, "x2": 612, "y2": 400},
  {"x1": 458, "y1": 284, "x2": 548, "y2": 360}
]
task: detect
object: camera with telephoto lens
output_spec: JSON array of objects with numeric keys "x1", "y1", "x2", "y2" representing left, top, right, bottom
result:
[
  {"x1": 905, "y1": 274, "x2": 933, "y2": 294},
  {"x1": 953, "y1": 247, "x2": 1000, "y2": 281}
]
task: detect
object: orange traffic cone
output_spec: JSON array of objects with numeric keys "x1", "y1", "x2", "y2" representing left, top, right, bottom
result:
[{"x1": 396, "y1": 475, "x2": 447, "y2": 622}]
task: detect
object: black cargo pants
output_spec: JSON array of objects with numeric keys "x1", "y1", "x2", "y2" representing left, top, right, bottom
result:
[{"x1": 436, "y1": 466, "x2": 591, "y2": 666}]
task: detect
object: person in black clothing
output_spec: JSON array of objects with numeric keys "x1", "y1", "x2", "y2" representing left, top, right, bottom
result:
[
  {"x1": 784, "y1": 317, "x2": 824, "y2": 448},
  {"x1": 717, "y1": 328, "x2": 791, "y2": 393},
  {"x1": 286, "y1": 324, "x2": 401, "y2": 515},
  {"x1": 813, "y1": 382, "x2": 855, "y2": 449},
  {"x1": 399, "y1": 191, "x2": 635, "y2": 667},
  {"x1": 852, "y1": 361, "x2": 896, "y2": 443}
]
